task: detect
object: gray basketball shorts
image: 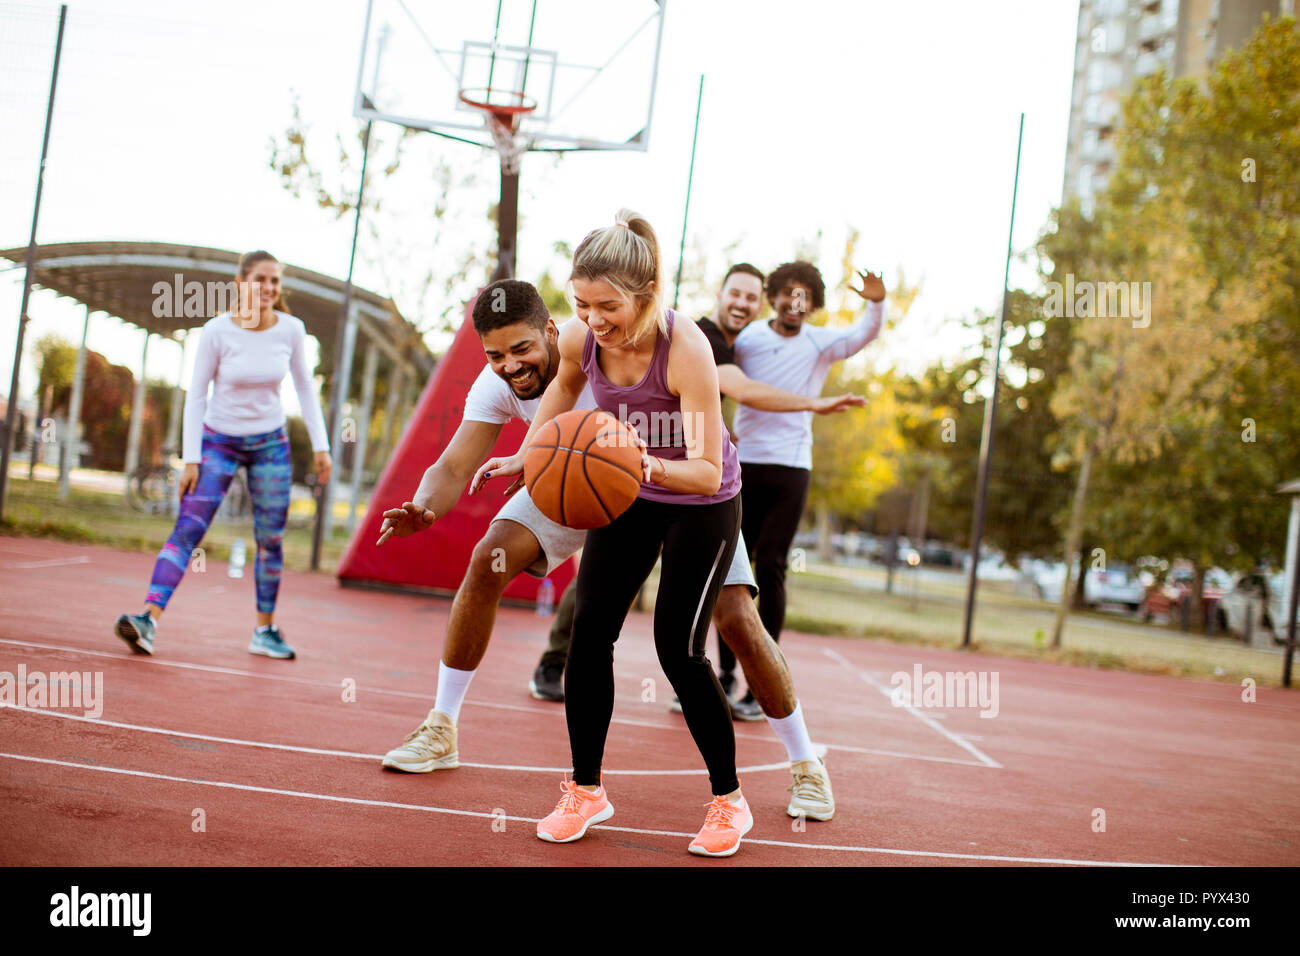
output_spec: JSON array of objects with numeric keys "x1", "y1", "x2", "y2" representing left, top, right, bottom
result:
[
  {"x1": 725, "y1": 529, "x2": 758, "y2": 596},
  {"x1": 491, "y1": 489, "x2": 759, "y2": 596},
  {"x1": 490, "y1": 489, "x2": 588, "y2": 578}
]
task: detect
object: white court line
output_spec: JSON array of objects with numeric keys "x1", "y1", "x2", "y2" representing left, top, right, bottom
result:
[
  {"x1": 1, "y1": 706, "x2": 792, "y2": 776},
  {"x1": 818, "y1": 740, "x2": 991, "y2": 768},
  {"x1": 0, "y1": 751, "x2": 1178, "y2": 866},
  {"x1": 5, "y1": 556, "x2": 91, "y2": 570},
  {"x1": 0, "y1": 638, "x2": 696, "y2": 734},
  {"x1": 0, "y1": 638, "x2": 982, "y2": 767},
  {"x1": 821, "y1": 647, "x2": 1003, "y2": 769}
]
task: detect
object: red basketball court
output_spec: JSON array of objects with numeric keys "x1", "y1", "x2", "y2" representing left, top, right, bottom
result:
[{"x1": 2, "y1": 535, "x2": 1298, "y2": 867}]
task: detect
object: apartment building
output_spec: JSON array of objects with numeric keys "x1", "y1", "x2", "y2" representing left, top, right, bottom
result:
[{"x1": 1061, "y1": 0, "x2": 1293, "y2": 215}]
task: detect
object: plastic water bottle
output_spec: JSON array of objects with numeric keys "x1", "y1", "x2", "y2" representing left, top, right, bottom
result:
[
  {"x1": 229, "y1": 538, "x2": 246, "y2": 578},
  {"x1": 536, "y1": 577, "x2": 555, "y2": 617}
]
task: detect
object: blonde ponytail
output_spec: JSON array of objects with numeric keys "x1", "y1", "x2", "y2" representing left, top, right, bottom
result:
[{"x1": 570, "y1": 208, "x2": 665, "y2": 347}]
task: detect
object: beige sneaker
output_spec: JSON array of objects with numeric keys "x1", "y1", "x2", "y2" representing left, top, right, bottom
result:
[
  {"x1": 787, "y1": 758, "x2": 834, "y2": 821},
  {"x1": 381, "y1": 709, "x2": 459, "y2": 772}
]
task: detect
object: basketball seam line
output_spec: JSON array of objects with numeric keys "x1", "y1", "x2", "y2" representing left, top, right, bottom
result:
[
  {"x1": 529, "y1": 422, "x2": 562, "y2": 513},
  {"x1": 580, "y1": 432, "x2": 615, "y2": 523},
  {"x1": 529, "y1": 444, "x2": 644, "y2": 483},
  {"x1": 560, "y1": 410, "x2": 599, "y2": 528}
]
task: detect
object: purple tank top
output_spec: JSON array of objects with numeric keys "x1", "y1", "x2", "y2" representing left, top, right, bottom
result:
[{"x1": 581, "y1": 310, "x2": 741, "y2": 505}]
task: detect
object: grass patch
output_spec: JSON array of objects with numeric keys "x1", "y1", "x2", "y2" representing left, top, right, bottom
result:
[{"x1": 4, "y1": 475, "x2": 349, "y2": 572}]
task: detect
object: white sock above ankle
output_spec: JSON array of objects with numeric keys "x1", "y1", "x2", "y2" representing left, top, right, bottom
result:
[
  {"x1": 433, "y1": 662, "x2": 476, "y2": 723},
  {"x1": 766, "y1": 701, "x2": 819, "y2": 764}
]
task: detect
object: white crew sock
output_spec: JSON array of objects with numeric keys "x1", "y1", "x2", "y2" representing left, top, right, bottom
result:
[
  {"x1": 433, "y1": 662, "x2": 476, "y2": 723},
  {"x1": 766, "y1": 701, "x2": 819, "y2": 764}
]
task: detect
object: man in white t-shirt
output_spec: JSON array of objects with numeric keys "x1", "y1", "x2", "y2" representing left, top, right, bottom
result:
[
  {"x1": 731, "y1": 261, "x2": 885, "y2": 714},
  {"x1": 373, "y1": 279, "x2": 839, "y2": 821}
]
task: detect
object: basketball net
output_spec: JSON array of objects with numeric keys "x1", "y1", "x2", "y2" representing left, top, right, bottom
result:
[
  {"x1": 459, "y1": 88, "x2": 534, "y2": 175},
  {"x1": 486, "y1": 111, "x2": 526, "y2": 175}
]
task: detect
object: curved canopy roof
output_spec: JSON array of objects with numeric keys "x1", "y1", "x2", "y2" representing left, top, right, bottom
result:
[{"x1": 1, "y1": 241, "x2": 434, "y2": 377}]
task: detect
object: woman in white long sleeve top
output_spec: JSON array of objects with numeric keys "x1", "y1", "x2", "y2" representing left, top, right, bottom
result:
[{"x1": 114, "y1": 251, "x2": 331, "y2": 660}]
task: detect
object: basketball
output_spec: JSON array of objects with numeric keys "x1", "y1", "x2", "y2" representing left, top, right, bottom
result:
[{"x1": 524, "y1": 409, "x2": 644, "y2": 529}]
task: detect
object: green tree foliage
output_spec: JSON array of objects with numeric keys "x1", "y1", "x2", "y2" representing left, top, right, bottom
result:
[
  {"x1": 893, "y1": 288, "x2": 1070, "y2": 558},
  {"x1": 535, "y1": 270, "x2": 572, "y2": 319},
  {"x1": 33, "y1": 335, "x2": 169, "y2": 471},
  {"x1": 1041, "y1": 17, "x2": 1299, "y2": 638},
  {"x1": 808, "y1": 365, "x2": 902, "y2": 522}
]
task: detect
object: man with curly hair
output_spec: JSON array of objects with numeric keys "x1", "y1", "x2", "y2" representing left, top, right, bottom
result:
[{"x1": 730, "y1": 261, "x2": 886, "y2": 711}]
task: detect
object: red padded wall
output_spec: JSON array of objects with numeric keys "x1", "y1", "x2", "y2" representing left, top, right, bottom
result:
[{"x1": 336, "y1": 297, "x2": 576, "y2": 602}]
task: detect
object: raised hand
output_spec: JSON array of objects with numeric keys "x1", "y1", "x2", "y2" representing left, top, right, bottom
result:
[
  {"x1": 850, "y1": 269, "x2": 886, "y2": 303},
  {"x1": 376, "y1": 501, "x2": 436, "y2": 545},
  {"x1": 470, "y1": 453, "x2": 524, "y2": 496},
  {"x1": 811, "y1": 393, "x2": 868, "y2": 415}
]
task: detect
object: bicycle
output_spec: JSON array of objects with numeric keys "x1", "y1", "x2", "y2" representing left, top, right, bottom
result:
[{"x1": 126, "y1": 463, "x2": 178, "y2": 515}]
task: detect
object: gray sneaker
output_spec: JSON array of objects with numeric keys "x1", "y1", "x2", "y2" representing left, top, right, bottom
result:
[
  {"x1": 249, "y1": 625, "x2": 296, "y2": 660},
  {"x1": 114, "y1": 613, "x2": 155, "y2": 655},
  {"x1": 730, "y1": 692, "x2": 765, "y2": 722}
]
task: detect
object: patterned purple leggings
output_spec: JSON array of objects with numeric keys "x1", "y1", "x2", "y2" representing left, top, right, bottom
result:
[{"x1": 146, "y1": 425, "x2": 292, "y2": 614}]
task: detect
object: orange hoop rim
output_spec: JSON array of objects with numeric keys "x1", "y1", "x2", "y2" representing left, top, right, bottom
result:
[{"x1": 458, "y1": 88, "x2": 537, "y2": 127}]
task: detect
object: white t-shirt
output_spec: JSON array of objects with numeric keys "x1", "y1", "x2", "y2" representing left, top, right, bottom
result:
[
  {"x1": 732, "y1": 300, "x2": 885, "y2": 469},
  {"x1": 462, "y1": 364, "x2": 597, "y2": 425},
  {"x1": 182, "y1": 312, "x2": 330, "y2": 462}
]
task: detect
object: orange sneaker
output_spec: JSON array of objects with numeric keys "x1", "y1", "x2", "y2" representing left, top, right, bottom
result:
[
  {"x1": 688, "y1": 793, "x2": 754, "y2": 857},
  {"x1": 536, "y1": 779, "x2": 614, "y2": 843}
]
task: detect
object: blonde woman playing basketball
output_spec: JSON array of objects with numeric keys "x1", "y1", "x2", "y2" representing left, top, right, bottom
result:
[{"x1": 471, "y1": 210, "x2": 750, "y2": 857}]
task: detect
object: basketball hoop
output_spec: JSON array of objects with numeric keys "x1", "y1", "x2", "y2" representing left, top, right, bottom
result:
[{"x1": 459, "y1": 88, "x2": 536, "y2": 174}]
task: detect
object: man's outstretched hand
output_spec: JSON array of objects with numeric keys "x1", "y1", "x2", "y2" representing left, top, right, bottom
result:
[
  {"x1": 850, "y1": 269, "x2": 886, "y2": 303},
  {"x1": 376, "y1": 501, "x2": 436, "y2": 545},
  {"x1": 812, "y1": 393, "x2": 868, "y2": 415}
]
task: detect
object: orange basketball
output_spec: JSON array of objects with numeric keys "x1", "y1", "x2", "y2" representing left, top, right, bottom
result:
[{"x1": 524, "y1": 409, "x2": 644, "y2": 529}]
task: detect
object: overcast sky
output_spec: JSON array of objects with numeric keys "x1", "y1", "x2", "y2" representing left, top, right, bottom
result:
[{"x1": 0, "y1": 0, "x2": 1079, "y2": 414}]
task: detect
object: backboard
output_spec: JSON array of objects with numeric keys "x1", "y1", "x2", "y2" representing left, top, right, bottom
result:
[{"x1": 353, "y1": 0, "x2": 666, "y2": 153}]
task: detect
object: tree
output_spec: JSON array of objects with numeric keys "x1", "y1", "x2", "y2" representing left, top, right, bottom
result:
[
  {"x1": 892, "y1": 286, "x2": 1069, "y2": 561},
  {"x1": 34, "y1": 334, "x2": 171, "y2": 472},
  {"x1": 808, "y1": 364, "x2": 903, "y2": 536},
  {"x1": 1040, "y1": 18, "x2": 1300, "y2": 641},
  {"x1": 268, "y1": 95, "x2": 492, "y2": 345}
]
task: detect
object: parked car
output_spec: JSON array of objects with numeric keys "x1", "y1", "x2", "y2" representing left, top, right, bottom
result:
[
  {"x1": 921, "y1": 542, "x2": 963, "y2": 567},
  {"x1": 1219, "y1": 571, "x2": 1291, "y2": 646},
  {"x1": 1027, "y1": 559, "x2": 1066, "y2": 602},
  {"x1": 1027, "y1": 559, "x2": 1141, "y2": 610},
  {"x1": 874, "y1": 536, "x2": 919, "y2": 567},
  {"x1": 792, "y1": 529, "x2": 819, "y2": 551},
  {"x1": 1083, "y1": 561, "x2": 1146, "y2": 611},
  {"x1": 1142, "y1": 565, "x2": 1229, "y2": 627}
]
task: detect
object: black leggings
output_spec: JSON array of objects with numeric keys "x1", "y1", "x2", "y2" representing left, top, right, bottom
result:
[
  {"x1": 739, "y1": 462, "x2": 810, "y2": 643},
  {"x1": 567, "y1": 494, "x2": 741, "y2": 795}
]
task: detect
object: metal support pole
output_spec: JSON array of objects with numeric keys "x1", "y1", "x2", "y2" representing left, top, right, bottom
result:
[
  {"x1": 312, "y1": 118, "x2": 372, "y2": 570},
  {"x1": 0, "y1": 4, "x2": 67, "y2": 519},
  {"x1": 492, "y1": 163, "x2": 520, "y2": 282},
  {"x1": 323, "y1": 314, "x2": 357, "y2": 546},
  {"x1": 347, "y1": 342, "x2": 379, "y2": 535},
  {"x1": 166, "y1": 332, "x2": 187, "y2": 457},
  {"x1": 673, "y1": 74, "x2": 704, "y2": 311},
  {"x1": 58, "y1": 304, "x2": 90, "y2": 501},
  {"x1": 123, "y1": 329, "x2": 150, "y2": 486},
  {"x1": 1284, "y1": 496, "x2": 1300, "y2": 688},
  {"x1": 961, "y1": 113, "x2": 1024, "y2": 649},
  {"x1": 164, "y1": 332, "x2": 187, "y2": 516},
  {"x1": 380, "y1": 365, "x2": 403, "y2": 461}
]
